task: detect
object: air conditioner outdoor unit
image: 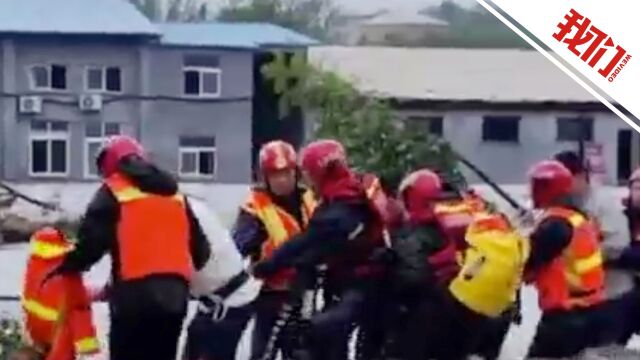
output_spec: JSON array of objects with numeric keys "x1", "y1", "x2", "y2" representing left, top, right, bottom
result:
[
  {"x1": 18, "y1": 96, "x2": 43, "y2": 114},
  {"x1": 79, "y1": 94, "x2": 103, "y2": 112}
]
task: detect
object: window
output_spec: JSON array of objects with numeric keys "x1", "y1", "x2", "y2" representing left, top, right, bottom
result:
[
  {"x1": 183, "y1": 55, "x2": 221, "y2": 97},
  {"x1": 179, "y1": 136, "x2": 216, "y2": 178},
  {"x1": 29, "y1": 121, "x2": 69, "y2": 176},
  {"x1": 84, "y1": 122, "x2": 121, "y2": 177},
  {"x1": 557, "y1": 117, "x2": 594, "y2": 142},
  {"x1": 482, "y1": 116, "x2": 521, "y2": 143},
  {"x1": 86, "y1": 66, "x2": 122, "y2": 92},
  {"x1": 407, "y1": 116, "x2": 444, "y2": 136},
  {"x1": 30, "y1": 64, "x2": 67, "y2": 90},
  {"x1": 183, "y1": 67, "x2": 221, "y2": 97}
]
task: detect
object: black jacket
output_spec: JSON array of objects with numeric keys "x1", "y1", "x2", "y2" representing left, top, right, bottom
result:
[
  {"x1": 252, "y1": 197, "x2": 374, "y2": 283},
  {"x1": 56, "y1": 156, "x2": 210, "y2": 314},
  {"x1": 391, "y1": 224, "x2": 447, "y2": 295}
]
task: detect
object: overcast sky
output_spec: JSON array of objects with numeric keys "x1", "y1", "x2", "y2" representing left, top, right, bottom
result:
[{"x1": 204, "y1": 0, "x2": 479, "y2": 15}]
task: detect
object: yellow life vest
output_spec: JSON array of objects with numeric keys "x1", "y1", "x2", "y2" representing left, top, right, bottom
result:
[{"x1": 448, "y1": 213, "x2": 530, "y2": 318}]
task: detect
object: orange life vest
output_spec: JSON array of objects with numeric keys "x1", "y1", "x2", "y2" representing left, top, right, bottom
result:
[
  {"x1": 105, "y1": 173, "x2": 193, "y2": 281},
  {"x1": 242, "y1": 189, "x2": 316, "y2": 290},
  {"x1": 22, "y1": 228, "x2": 100, "y2": 360},
  {"x1": 533, "y1": 207, "x2": 605, "y2": 311},
  {"x1": 433, "y1": 193, "x2": 488, "y2": 251}
]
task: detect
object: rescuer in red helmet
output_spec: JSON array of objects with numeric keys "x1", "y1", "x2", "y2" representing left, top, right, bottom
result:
[
  {"x1": 231, "y1": 140, "x2": 317, "y2": 360},
  {"x1": 22, "y1": 227, "x2": 100, "y2": 360},
  {"x1": 251, "y1": 139, "x2": 393, "y2": 360},
  {"x1": 43, "y1": 135, "x2": 211, "y2": 360},
  {"x1": 525, "y1": 160, "x2": 609, "y2": 358},
  {"x1": 389, "y1": 169, "x2": 526, "y2": 360}
]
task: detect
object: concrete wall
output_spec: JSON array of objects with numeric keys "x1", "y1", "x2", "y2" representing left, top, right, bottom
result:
[
  {"x1": 0, "y1": 38, "x2": 256, "y2": 183},
  {"x1": 1, "y1": 38, "x2": 143, "y2": 180},
  {"x1": 144, "y1": 47, "x2": 254, "y2": 183},
  {"x1": 398, "y1": 109, "x2": 630, "y2": 185}
]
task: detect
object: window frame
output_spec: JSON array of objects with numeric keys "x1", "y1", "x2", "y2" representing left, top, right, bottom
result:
[
  {"x1": 406, "y1": 116, "x2": 444, "y2": 137},
  {"x1": 83, "y1": 122, "x2": 121, "y2": 179},
  {"x1": 556, "y1": 117, "x2": 594, "y2": 142},
  {"x1": 84, "y1": 66, "x2": 123, "y2": 93},
  {"x1": 182, "y1": 66, "x2": 222, "y2": 98},
  {"x1": 481, "y1": 115, "x2": 521, "y2": 143},
  {"x1": 178, "y1": 145, "x2": 217, "y2": 179},
  {"x1": 29, "y1": 64, "x2": 68, "y2": 91},
  {"x1": 28, "y1": 121, "x2": 70, "y2": 177}
]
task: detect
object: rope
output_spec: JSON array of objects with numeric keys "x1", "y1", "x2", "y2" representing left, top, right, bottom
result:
[
  {"x1": 259, "y1": 266, "x2": 323, "y2": 360},
  {"x1": 259, "y1": 300, "x2": 299, "y2": 360}
]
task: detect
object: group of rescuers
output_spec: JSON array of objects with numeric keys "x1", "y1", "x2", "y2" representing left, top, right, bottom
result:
[{"x1": 11, "y1": 134, "x2": 640, "y2": 360}]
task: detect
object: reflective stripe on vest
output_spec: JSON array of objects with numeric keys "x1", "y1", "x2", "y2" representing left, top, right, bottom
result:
[
  {"x1": 249, "y1": 190, "x2": 315, "y2": 248},
  {"x1": 535, "y1": 207, "x2": 604, "y2": 310},
  {"x1": 111, "y1": 184, "x2": 184, "y2": 203},
  {"x1": 22, "y1": 298, "x2": 59, "y2": 322},
  {"x1": 555, "y1": 209, "x2": 604, "y2": 283},
  {"x1": 75, "y1": 336, "x2": 100, "y2": 354},
  {"x1": 29, "y1": 238, "x2": 72, "y2": 259},
  {"x1": 245, "y1": 189, "x2": 316, "y2": 289},
  {"x1": 435, "y1": 202, "x2": 474, "y2": 215},
  {"x1": 105, "y1": 173, "x2": 192, "y2": 281}
]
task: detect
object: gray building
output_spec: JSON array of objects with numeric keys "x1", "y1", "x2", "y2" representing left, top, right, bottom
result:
[
  {"x1": 0, "y1": 0, "x2": 315, "y2": 183},
  {"x1": 310, "y1": 46, "x2": 639, "y2": 185}
]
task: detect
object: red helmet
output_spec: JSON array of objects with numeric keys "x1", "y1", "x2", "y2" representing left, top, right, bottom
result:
[
  {"x1": 300, "y1": 139, "x2": 349, "y2": 186},
  {"x1": 528, "y1": 160, "x2": 573, "y2": 208},
  {"x1": 259, "y1": 140, "x2": 297, "y2": 174},
  {"x1": 398, "y1": 169, "x2": 443, "y2": 222},
  {"x1": 30, "y1": 227, "x2": 72, "y2": 259},
  {"x1": 96, "y1": 135, "x2": 146, "y2": 177}
]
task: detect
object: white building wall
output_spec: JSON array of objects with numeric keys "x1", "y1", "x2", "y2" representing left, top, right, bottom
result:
[{"x1": 398, "y1": 109, "x2": 629, "y2": 185}]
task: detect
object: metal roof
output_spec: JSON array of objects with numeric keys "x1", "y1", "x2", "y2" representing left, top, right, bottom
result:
[
  {"x1": 309, "y1": 46, "x2": 597, "y2": 103},
  {"x1": 158, "y1": 23, "x2": 318, "y2": 49},
  {"x1": 0, "y1": 0, "x2": 158, "y2": 36},
  {"x1": 363, "y1": 9, "x2": 449, "y2": 26}
]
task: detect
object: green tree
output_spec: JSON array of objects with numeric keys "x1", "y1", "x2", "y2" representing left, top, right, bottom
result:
[
  {"x1": 0, "y1": 317, "x2": 25, "y2": 360},
  {"x1": 420, "y1": 0, "x2": 529, "y2": 49},
  {"x1": 130, "y1": 0, "x2": 209, "y2": 22},
  {"x1": 262, "y1": 51, "x2": 465, "y2": 192},
  {"x1": 261, "y1": 52, "x2": 310, "y2": 116},
  {"x1": 217, "y1": 0, "x2": 337, "y2": 40}
]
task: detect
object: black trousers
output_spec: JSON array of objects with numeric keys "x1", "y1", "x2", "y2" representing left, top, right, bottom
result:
[
  {"x1": 472, "y1": 311, "x2": 512, "y2": 360},
  {"x1": 396, "y1": 292, "x2": 489, "y2": 360},
  {"x1": 109, "y1": 307, "x2": 186, "y2": 360},
  {"x1": 185, "y1": 303, "x2": 254, "y2": 360},
  {"x1": 108, "y1": 277, "x2": 190, "y2": 360},
  {"x1": 528, "y1": 303, "x2": 612, "y2": 359},
  {"x1": 606, "y1": 286, "x2": 640, "y2": 345},
  {"x1": 251, "y1": 291, "x2": 298, "y2": 360},
  {"x1": 308, "y1": 287, "x2": 366, "y2": 360}
]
